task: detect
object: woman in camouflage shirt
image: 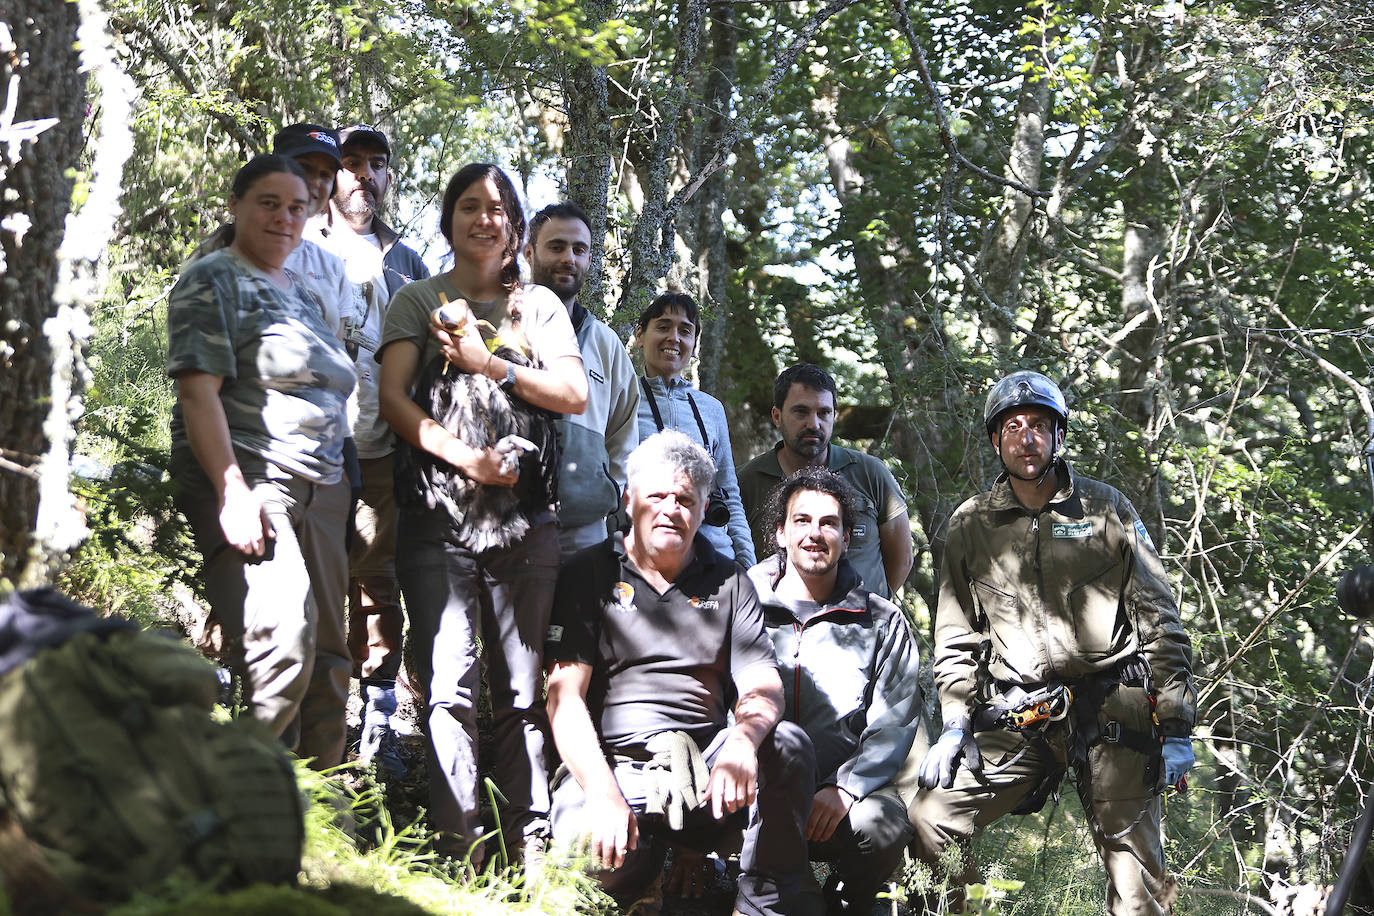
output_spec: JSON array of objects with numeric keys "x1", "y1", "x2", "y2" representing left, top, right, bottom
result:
[{"x1": 167, "y1": 154, "x2": 356, "y2": 768}]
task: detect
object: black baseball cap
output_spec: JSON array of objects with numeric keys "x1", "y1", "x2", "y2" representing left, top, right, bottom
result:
[
  {"x1": 338, "y1": 124, "x2": 391, "y2": 157},
  {"x1": 271, "y1": 123, "x2": 342, "y2": 167}
]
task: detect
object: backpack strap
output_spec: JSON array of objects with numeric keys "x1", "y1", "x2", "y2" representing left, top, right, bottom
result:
[{"x1": 639, "y1": 379, "x2": 712, "y2": 451}]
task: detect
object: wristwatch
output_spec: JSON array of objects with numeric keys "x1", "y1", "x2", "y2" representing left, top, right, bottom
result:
[{"x1": 500, "y1": 361, "x2": 516, "y2": 391}]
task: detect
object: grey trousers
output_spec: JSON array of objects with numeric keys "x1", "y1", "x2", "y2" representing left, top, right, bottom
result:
[
  {"x1": 551, "y1": 722, "x2": 824, "y2": 916},
  {"x1": 174, "y1": 451, "x2": 351, "y2": 767},
  {"x1": 396, "y1": 507, "x2": 558, "y2": 859},
  {"x1": 907, "y1": 684, "x2": 1169, "y2": 916}
]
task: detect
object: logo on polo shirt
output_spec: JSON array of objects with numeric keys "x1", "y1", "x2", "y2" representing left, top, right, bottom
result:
[
  {"x1": 613, "y1": 582, "x2": 635, "y2": 613},
  {"x1": 689, "y1": 596, "x2": 720, "y2": 610}
]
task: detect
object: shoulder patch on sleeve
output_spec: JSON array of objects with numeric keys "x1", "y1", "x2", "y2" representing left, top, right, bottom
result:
[
  {"x1": 1134, "y1": 518, "x2": 1155, "y2": 551},
  {"x1": 547, "y1": 624, "x2": 564, "y2": 643}
]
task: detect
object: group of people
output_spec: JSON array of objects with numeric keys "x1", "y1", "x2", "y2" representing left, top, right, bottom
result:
[{"x1": 165, "y1": 120, "x2": 1198, "y2": 915}]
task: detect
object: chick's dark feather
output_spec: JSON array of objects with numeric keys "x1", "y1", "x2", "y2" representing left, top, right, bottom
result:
[{"x1": 394, "y1": 331, "x2": 559, "y2": 552}]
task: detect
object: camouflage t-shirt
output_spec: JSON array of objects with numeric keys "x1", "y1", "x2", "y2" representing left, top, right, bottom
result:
[{"x1": 167, "y1": 248, "x2": 356, "y2": 484}]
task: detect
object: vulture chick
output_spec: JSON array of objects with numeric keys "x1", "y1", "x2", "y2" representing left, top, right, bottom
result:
[{"x1": 394, "y1": 296, "x2": 559, "y2": 553}]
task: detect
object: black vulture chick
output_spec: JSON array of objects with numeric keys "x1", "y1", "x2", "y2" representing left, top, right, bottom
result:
[{"x1": 394, "y1": 297, "x2": 559, "y2": 552}]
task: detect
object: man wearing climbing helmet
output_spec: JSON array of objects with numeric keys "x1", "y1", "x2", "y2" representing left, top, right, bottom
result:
[{"x1": 906, "y1": 369, "x2": 1196, "y2": 915}]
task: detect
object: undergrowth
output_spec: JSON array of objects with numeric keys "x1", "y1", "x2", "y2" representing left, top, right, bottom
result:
[{"x1": 97, "y1": 762, "x2": 613, "y2": 916}]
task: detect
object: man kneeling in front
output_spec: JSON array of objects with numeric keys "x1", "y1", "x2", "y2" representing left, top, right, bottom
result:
[{"x1": 545, "y1": 430, "x2": 821, "y2": 916}]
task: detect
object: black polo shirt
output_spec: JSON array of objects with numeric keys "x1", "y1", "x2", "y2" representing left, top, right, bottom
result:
[{"x1": 547, "y1": 532, "x2": 778, "y2": 756}]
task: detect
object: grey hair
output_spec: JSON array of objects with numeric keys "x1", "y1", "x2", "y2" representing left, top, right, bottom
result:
[{"x1": 627, "y1": 430, "x2": 715, "y2": 498}]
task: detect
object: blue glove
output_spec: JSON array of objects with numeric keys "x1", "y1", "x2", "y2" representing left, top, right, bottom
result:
[
  {"x1": 918, "y1": 725, "x2": 983, "y2": 789},
  {"x1": 1161, "y1": 736, "x2": 1195, "y2": 787}
]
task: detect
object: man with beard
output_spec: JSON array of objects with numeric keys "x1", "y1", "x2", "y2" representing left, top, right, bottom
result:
[
  {"x1": 545, "y1": 431, "x2": 821, "y2": 916},
  {"x1": 310, "y1": 124, "x2": 429, "y2": 770},
  {"x1": 747, "y1": 467, "x2": 920, "y2": 913},
  {"x1": 737, "y1": 364, "x2": 912, "y2": 598},
  {"x1": 907, "y1": 370, "x2": 1196, "y2": 914},
  {"x1": 524, "y1": 203, "x2": 640, "y2": 557}
]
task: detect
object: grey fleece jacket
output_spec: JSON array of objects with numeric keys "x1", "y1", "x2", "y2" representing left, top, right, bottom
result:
[
  {"x1": 554, "y1": 304, "x2": 640, "y2": 527},
  {"x1": 748, "y1": 555, "x2": 921, "y2": 800}
]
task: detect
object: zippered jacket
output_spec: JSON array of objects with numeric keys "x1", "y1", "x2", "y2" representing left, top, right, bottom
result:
[
  {"x1": 934, "y1": 460, "x2": 1195, "y2": 736},
  {"x1": 554, "y1": 304, "x2": 640, "y2": 527},
  {"x1": 748, "y1": 556, "x2": 921, "y2": 801}
]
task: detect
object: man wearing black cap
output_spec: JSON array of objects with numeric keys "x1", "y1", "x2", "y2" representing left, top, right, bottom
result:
[{"x1": 311, "y1": 123, "x2": 429, "y2": 769}]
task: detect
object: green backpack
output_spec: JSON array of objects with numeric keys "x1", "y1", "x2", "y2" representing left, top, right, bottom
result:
[{"x1": 0, "y1": 590, "x2": 304, "y2": 901}]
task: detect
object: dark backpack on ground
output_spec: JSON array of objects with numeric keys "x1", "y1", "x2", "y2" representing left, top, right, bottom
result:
[{"x1": 0, "y1": 588, "x2": 304, "y2": 901}]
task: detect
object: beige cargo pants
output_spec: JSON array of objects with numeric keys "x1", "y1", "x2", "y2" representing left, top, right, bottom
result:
[{"x1": 906, "y1": 684, "x2": 1171, "y2": 915}]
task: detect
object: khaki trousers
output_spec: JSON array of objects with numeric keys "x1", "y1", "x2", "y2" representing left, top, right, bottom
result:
[
  {"x1": 907, "y1": 684, "x2": 1170, "y2": 915},
  {"x1": 348, "y1": 452, "x2": 404, "y2": 680},
  {"x1": 175, "y1": 451, "x2": 351, "y2": 768}
]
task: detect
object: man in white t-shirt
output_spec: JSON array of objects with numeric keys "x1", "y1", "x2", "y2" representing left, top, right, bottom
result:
[{"x1": 308, "y1": 124, "x2": 430, "y2": 772}]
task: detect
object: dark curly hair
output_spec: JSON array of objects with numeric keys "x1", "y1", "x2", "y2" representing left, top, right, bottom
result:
[
  {"x1": 635, "y1": 291, "x2": 699, "y2": 335},
  {"x1": 761, "y1": 466, "x2": 857, "y2": 572}
]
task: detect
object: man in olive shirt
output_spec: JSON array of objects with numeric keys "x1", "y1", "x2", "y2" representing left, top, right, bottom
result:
[
  {"x1": 908, "y1": 371, "x2": 1195, "y2": 915},
  {"x1": 737, "y1": 364, "x2": 912, "y2": 598}
]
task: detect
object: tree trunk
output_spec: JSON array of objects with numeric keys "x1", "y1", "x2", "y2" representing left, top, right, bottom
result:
[
  {"x1": 562, "y1": 15, "x2": 614, "y2": 317},
  {"x1": 815, "y1": 89, "x2": 952, "y2": 611},
  {"x1": 0, "y1": 0, "x2": 88, "y2": 589},
  {"x1": 617, "y1": 0, "x2": 705, "y2": 320},
  {"x1": 1116, "y1": 139, "x2": 1167, "y2": 536},
  {"x1": 692, "y1": 0, "x2": 736, "y2": 396},
  {"x1": 979, "y1": 38, "x2": 1050, "y2": 351}
]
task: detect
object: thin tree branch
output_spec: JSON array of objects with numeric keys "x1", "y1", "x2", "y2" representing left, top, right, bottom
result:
[
  {"x1": 671, "y1": 0, "x2": 860, "y2": 207},
  {"x1": 1197, "y1": 522, "x2": 1367, "y2": 710},
  {"x1": 888, "y1": 0, "x2": 1050, "y2": 199},
  {"x1": 109, "y1": 15, "x2": 258, "y2": 154}
]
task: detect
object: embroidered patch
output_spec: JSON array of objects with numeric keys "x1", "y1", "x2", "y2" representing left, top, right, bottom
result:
[
  {"x1": 590, "y1": 369, "x2": 606, "y2": 384},
  {"x1": 852, "y1": 524, "x2": 868, "y2": 538},
  {"x1": 1052, "y1": 521, "x2": 1092, "y2": 539},
  {"x1": 547, "y1": 624, "x2": 564, "y2": 642},
  {"x1": 613, "y1": 582, "x2": 635, "y2": 613},
  {"x1": 689, "y1": 597, "x2": 720, "y2": 610},
  {"x1": 1134, "y1": 518, "x2": 1155, "y2": 550}
]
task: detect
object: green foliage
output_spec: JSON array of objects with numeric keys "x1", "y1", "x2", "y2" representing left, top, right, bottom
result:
[
  {"x1": 73, "y1": 0, "x2": 1374, "y2": 907},
  {"x1": 59, "y1": 276, "x2": 196, "y2": 625}
]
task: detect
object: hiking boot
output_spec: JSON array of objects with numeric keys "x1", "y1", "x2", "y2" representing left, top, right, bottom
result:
[
  {"x1": 359, "y1": 680, "x2": 406, "y2": 779},
  {"x1": 516, "y1": 828, "x2": 550, "y2": 889}
]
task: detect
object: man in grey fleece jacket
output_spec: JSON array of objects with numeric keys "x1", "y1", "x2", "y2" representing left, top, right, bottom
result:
[
  {"x1": 748, "y1": 466, "x2": 921, "y2": 913},
  {"x1": 525, "y1": 203, "x2": 640, "y2": 557}
]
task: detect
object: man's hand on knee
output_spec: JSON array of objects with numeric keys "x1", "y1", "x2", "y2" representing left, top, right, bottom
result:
[
  {"x1": 578, "y1": 789, "x2": 639, "y2": 870},
  {"x1": 705, "y1": 731, "x2": 759, "y2": 819},
  {"x1": 664, "y1": 849, "x2": 708, "y2": 898},
  {"x1": 806, "y1": 785, "x2": 854, "y2": 842}
]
